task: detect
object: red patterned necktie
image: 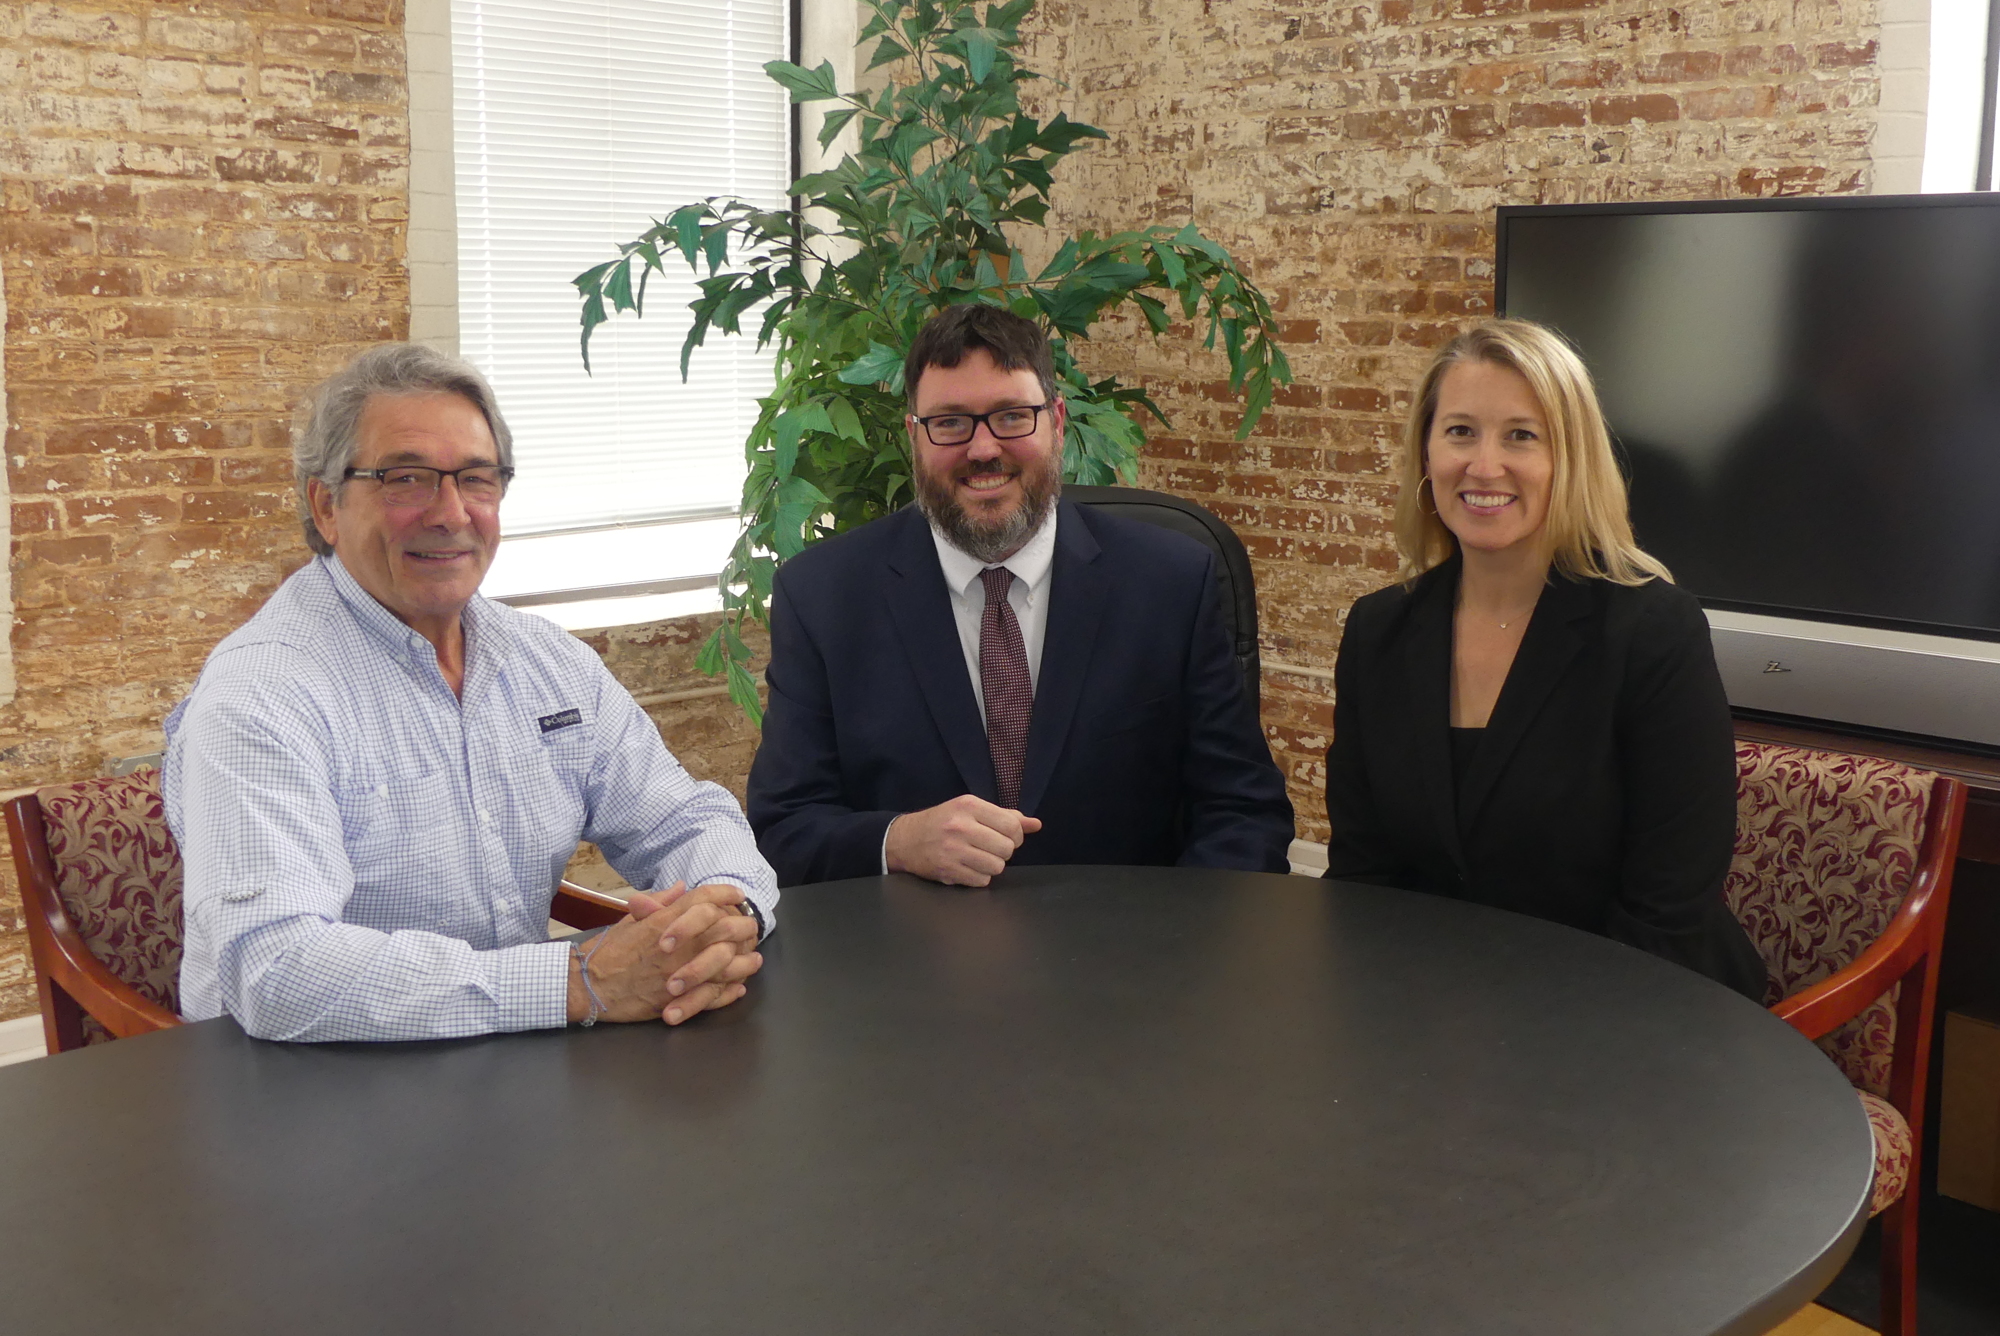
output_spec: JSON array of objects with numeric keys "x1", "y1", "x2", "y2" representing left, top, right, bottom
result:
[{"x1": 978, "y1": 566, "x2": 1033, "y2": 810}]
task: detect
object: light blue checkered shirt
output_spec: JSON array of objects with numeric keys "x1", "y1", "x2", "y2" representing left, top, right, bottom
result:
[{"x1": 164, "y1": 554, "x2": 778, "y2": 1042}]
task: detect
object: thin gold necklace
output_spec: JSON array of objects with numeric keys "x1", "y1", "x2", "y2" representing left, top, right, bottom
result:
[{"x1": 1464, "y1": 600, "x2": 1537, "y2": 631}]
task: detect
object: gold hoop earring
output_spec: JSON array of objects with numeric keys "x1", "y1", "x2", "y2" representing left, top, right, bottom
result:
[{"x1": 1415, "y1": 475, "x2": 1436, "y2": 516}]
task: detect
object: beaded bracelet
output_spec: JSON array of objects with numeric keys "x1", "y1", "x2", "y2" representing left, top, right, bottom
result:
[{"x1": 570, "y1": 934, "x2": 609, "y2": 1027}]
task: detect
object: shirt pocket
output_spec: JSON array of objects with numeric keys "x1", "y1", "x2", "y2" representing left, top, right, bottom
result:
[
  {"x1": 510, "y1": 707, "x2": 596, "y2": 795},
  {"x1": 331, "y1": 765, "x2": 456, "y2": 925},
  {"x1": 538, "y1": 717, "x2": 596, "y2": 775},
  {"x1": 498, "y1": 712, "x2": 596, "y2": 865}
]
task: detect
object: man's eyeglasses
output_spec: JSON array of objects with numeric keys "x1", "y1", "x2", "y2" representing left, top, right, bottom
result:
[
  {"x1": 344, "y1": 465, "x2": 515, "y2": 507},
  {"x1": 910, "y1": 403, "x2": 1053, "y2": 447}
]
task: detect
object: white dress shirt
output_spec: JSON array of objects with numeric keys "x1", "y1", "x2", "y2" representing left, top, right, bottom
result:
[
  {"x1": 165, "y1": 554, "x2": 779, "y2": 1042},
  {"x1": 929, "y1": 506, "x2": 1058, "y2": 717}
]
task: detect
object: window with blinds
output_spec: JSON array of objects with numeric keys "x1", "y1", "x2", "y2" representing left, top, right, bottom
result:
[
  {"x1": 1923, "y1": 0, "x2": 2000, "y2": 190},
  {"x1": 450, "y1": 0, "x2": 789, "y2": 607}
]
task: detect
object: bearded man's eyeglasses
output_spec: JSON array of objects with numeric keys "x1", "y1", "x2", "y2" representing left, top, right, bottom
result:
[
  {"x1": 910, "y1": 403, "x2": 1052, "y2": 447},
  {"x1": 344, "y1": 465, "x2": 515, "y2": 507}
]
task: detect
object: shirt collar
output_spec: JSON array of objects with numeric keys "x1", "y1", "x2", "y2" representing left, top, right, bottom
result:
[
  {"x1": 321, "y1": 552, "x2": 512, "y2": 675},
  {"x1": 929, "y1": 503, "x2": 1060, "y2": 597}
]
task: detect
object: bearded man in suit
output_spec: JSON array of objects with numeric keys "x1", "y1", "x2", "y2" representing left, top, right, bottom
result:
[{"x1": 746, "y1": 304, "x2": 1293, "y2": 887}]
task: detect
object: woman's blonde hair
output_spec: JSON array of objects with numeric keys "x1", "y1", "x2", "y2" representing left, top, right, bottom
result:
[{"x1": 1392, "y1": 318, "x2": 1669, "y2": 587}]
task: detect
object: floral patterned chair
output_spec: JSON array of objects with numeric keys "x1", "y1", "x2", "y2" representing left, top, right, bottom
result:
[
  {"x1": 4, "y1": 768, "x2": 633, "y2": 1055},
  {"x1": 4, "y1": 770, "x2": 183, "y2": 1052},
  {"x1": 1725, "y1": 741, "x2": 1967, "y2": 1336}
]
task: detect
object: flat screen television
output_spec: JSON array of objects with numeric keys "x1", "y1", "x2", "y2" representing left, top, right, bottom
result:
[{"x1": 1496, "y1": 194, "x2": 2000, "y2": 750}]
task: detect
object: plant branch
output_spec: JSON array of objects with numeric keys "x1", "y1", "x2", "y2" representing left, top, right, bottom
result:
[{"x1": 573, "y1": 0, "x2": 1290, "y2": 721}]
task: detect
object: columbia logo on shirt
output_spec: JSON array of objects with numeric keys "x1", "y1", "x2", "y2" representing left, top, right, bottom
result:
[{"x1": 538, "y1": 708, "x2": 583, "y2": 734}]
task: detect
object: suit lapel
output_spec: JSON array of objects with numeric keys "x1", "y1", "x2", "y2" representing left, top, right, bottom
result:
[
  {"x1": 1017, "y1": 501, "x2": 1106, "y2": 815},
  {"x1": 1456, "y1": 573, "x2": 1593, "y2": 835},
  {"x1": 883, "y1": 508, "x2": 998, "y2": 800},
  {"x1": 1404, "y1": 560, "x2": 1467, "y2": 879}
]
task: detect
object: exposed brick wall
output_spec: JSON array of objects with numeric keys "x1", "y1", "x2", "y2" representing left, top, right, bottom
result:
[
  {"x1": 0, "y1": 0, "x2": 766, "y2": 1025},
  {"x1": 0, "y1": 0, "x2": 1892, "y2": 1024},
  {"x1": 1013, "y1": 0, "x2": 1880, "y2": 840},
  {"x1": 0, "y1": 0, "x2": 414, "y2": 1019}
]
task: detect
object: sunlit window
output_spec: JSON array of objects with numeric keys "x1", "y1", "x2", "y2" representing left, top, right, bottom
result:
[{"x1": 450, "y1": 0, "x2": 790, "y2": 620}]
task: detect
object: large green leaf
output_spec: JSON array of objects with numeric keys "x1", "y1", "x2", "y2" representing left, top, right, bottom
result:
[
  {"x1": 887, "y1": 120, "x2": 943, "y2": 171},
  {"x1": 817, "y1": 106, "x2": 861, "y2": 150},
  {"x1": 1131, "y1": 290, "x2": 1171, "y2": 334},
  {"x1": 670, "y1": 206, "x2": 705, "y2": 265},
  {"x1": 576, "y1": 290, "x2": 606, "y2": 369},
  {"x1": 701, "y1": 225, "x2": 731, "y2": 275},
  {"x1": 837, "y1": 341, "x2": 905, "y2": 386},
  {"x1": 726, "y1": 657, "x2": 765, "y2": 726},
  {"x1": 771, "y1": 475, "x2": 831, "y2": 559},
  {"x1": 763, "y1": 58, "x2": 841, "y2": 102},
  {"x1": 961, "y1": 28, "x2": 999, "y2": 83},
  {"x1": 827, "y1": 396, "x2": 867, "y2": 442},
  {"x1": 1037, "y1": 112, "x2": 1106, "y2": 154},
  {"x1": 985, "y1": 0, "x2": 1036, "y2": 31},
  {"x1": 867, "y1": 35, "x2": 910, "y2": 70},
  {"x1": 694, "y1": 627, "x2": 726, "y2": 676},
  {"x1": 771, "y1": 409, "x2": 805, "y2": 480}
]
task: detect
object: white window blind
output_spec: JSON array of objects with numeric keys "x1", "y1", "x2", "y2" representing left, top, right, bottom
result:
[{"x1": 451, "y1": 0, "x2": 788, "y2": 602}]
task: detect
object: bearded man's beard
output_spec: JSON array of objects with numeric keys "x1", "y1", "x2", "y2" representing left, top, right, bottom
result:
[{"x1": 915, "y1": 453, "x2": 1062, "y2": 563}]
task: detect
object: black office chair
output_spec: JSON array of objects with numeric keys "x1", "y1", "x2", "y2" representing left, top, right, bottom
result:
[{"x1": 1067, "y1": 485, "x2": 1261, "y2": 710}]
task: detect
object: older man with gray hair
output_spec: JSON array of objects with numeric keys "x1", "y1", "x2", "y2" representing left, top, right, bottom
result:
[{"x1": 164, "y1": 343, "x2": 775, "y2": 1042}]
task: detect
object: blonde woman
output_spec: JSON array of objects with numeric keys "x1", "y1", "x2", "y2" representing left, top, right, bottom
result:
[{"x1": 1322, "y1": 320, "x2": 1767, "y2": 999}]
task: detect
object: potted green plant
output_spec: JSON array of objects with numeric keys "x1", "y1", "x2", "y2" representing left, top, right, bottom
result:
[{"x1": 574, "y1": 0, "x2": 1290, "y2": 720}]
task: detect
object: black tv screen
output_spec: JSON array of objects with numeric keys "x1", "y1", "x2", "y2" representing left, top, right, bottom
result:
[{"x1": 1496, "y1": 195, "x2": 2000, "y2": 642}]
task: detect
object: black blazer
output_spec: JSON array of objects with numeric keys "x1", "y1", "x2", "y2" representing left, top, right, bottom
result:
[
  {"x1": 748, "y1": 500, "x2": 1295, "y2": 885},
  {"x1": 1323, "y1": 556, "x2": 1768, "y2": 1000}
]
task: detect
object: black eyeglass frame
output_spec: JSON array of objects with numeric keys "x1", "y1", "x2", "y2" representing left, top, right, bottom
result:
[
  {"x1": 343, "y1": 464, "x2": 517, "y2": 503},
  {"x1": 908, "y1": 402, "x2": 1057, "y2": 447}
]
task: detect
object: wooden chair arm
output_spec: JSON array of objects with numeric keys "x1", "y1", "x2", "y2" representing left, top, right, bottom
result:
[
  {"x1": 37, "y1": 929, "x2": 181, "y2": 1038},
  {"x1": 1771, "y1": 777, "x2": 1966, "y2": 1042},
  {"x1": 3, "y1": 795, "x2": 180, "y2": 1040},
  {"x1": 552, "y1": 879, "x2": 629, "y2": 931},
  {"x1": 1773, "y1": 897, "x2": 1931, "y2": 1040}
]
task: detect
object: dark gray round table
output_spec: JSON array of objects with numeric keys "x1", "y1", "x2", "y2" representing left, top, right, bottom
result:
[{"x1": 0, "y1": 868, "x2": 1872, "y2": 1335}]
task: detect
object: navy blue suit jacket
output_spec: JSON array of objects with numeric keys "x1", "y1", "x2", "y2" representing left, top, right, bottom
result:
[{"x1": 747, "y1": 500, "x2": 1295, "y2": 886}]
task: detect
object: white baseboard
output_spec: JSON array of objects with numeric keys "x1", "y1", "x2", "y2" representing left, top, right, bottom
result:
[
  {"x1": 1288, "y1": 838, "x2": 1327, "y2": 878},
  {"x1": 0, "y1": 1014, "x2": 46, "y2": 1067}
]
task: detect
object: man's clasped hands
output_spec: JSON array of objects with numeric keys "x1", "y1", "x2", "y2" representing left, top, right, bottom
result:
[{"x1": 566, "y1": 882, "x2": 764, "y2": 1026}]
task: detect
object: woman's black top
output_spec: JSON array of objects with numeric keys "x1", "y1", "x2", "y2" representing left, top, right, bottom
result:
[
  {"x1": 1323, "y1": 555, "x2": 1769, "y2": 1001},
  {"x1": 1448, "y1": 726, "x2": 1482, "y2": 794}
]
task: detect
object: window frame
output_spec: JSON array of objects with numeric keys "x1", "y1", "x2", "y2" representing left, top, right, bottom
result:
[{"x1": 405, "y1": 0, "x2": 814, "y2": 625}]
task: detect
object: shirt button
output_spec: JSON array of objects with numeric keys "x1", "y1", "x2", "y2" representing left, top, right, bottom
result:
[{"x1": 477, "y1": 808, "x2": 491, "y2": 823}]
